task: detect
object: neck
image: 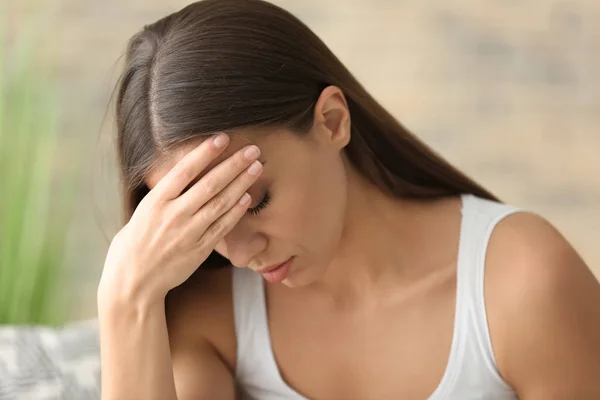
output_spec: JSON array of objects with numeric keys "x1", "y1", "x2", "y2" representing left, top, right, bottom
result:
[{"x1": 308, "y1": 165, "x2": 462, "y2": 305}]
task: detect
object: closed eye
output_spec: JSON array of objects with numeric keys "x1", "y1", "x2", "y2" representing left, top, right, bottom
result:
[{"x1": 246, "y1": 191, "x2": 271, "y2": 216}]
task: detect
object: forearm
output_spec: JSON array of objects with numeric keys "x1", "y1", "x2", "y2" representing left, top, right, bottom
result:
[{"x1": 98, "y1": 293, "x2": 177, "y2": 400}]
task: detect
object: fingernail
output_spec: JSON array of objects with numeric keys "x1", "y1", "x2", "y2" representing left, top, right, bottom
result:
[
  {"x1": 213, "y1": 133, "x2": 229, "y2": 148},
  {"x1": 247, "y1": 160, "x2": 262, "y2": 175},
  {"x1": 244, "y1": 145, "x2": 260, "y2": 160},
  {"x1": 239, "y1": 193, "x2": 251, "y2": 205}
]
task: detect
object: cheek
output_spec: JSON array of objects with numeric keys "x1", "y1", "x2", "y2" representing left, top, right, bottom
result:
[
  {"x1": 214, "y1": 240, "x2": 228, "y2": 257},
  {"x1": 316, "y1": 166, "x2": 348, "y2": 251},
  {"x1": 286, "y1": 160, "x2": 347, "y2": 255}
]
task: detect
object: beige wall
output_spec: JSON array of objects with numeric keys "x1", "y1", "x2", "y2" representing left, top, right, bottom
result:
[{"x1": 7, "y1": 0, "x2": 599, "y2": 318}]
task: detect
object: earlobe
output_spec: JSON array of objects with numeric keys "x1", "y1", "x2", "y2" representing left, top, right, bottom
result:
[{"x1": 313, "y1": 85, "x2": 351, "y2": 150}]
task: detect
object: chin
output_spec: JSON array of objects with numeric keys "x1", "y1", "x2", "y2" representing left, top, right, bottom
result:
[
  {"x1": 281, "y1": 279, "x2": 298, "y2": 288},
  {"x1": 281, "y1": 277, "x2": 312, "y2": 288},
  {"x1": 279, "y1": 269, "x2": 302, "y2": 288},
  {"x1": 280, "y1": 266, "x2": 322, "y2": 288}
]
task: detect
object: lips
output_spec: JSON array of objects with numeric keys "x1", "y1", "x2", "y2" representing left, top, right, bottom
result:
[
  {"x1": 256, "y1": 257, "x2": 292, "y2": 274},
  {"x1": 258, "y1": 257, "x2": 294, "y2": 284}
]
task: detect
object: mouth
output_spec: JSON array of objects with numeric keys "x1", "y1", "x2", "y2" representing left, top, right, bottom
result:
[
  {"x1": 255, "y1": 257, "x2": 294, "y2": 283},
  {"x1": 256, "y1": 258, "x2": 292, "y2": 274}
]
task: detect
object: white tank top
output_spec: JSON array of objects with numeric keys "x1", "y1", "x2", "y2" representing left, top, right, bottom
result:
[{"x1": 232, "y1": 193, "x2": 521, "y2": 399}]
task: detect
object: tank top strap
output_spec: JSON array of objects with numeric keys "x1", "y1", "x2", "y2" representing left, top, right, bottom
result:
[
  {"x1": 435, "y1": 194, "x2": 522, "y2": 398},
  {"x1": 232, "y1": 267, "x2": 300, "y2": 398},
  {"x1": 459, "y1": 193, "x2": 522, "y2": 374}
]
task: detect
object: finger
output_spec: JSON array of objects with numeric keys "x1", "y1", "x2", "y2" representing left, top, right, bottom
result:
[
  {"x1": 190, "y1": 158, "x2": 263, "y2": 232},
  {"x1": 176, "y1": 143, "x2": 262, "y2": 215},
  {"x1": 152, "y1": 133, "x2": 230, "y2": 201},
  {"x1": 194, "y1": 191, "x2": 252, "y2": 250}
]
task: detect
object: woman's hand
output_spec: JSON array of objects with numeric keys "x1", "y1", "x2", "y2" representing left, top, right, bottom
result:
[{"x1": 98, "y1": 133, "x2": 262, "y2": 306}]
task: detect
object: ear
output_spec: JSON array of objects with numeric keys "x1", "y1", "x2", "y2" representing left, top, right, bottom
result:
[{"x1": 312, "y1": 86, "x2": 351, "y2": 150}]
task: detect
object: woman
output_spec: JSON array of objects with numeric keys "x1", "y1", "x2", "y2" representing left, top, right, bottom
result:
[{"x1": 98, "y1": 0, "x2": 600, "y2": 399}]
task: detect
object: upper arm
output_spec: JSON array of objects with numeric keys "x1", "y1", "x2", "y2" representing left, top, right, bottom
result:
[
  {"x1": 486, "y1": 212, "x2": 600, "y2": 399},
  {"x1": 170, "y1": 336, "x2": 236, "y2": 400},
  {"x1": 166, "y1": 268, "x2": 238, "y2": 400}
]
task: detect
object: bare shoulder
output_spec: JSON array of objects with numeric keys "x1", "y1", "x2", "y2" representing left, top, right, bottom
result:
[
  {"x1": 484, "y1": 210, "x2": 600, "y2": 399},
  {"x1": 165, "y1": 266, "x2": 237, "y2": 369}
]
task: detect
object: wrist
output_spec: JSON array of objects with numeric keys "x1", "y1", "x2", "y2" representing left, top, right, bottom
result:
[{"x1": 97, "y1": 278, "x2": 165, "y2": 320}]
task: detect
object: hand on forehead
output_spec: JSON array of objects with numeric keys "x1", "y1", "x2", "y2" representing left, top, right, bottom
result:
[{"x1": 147, "y1": 133, "x2": 262, "y2": 189}]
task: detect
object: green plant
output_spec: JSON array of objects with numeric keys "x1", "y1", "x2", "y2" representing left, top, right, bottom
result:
[{"x1": 0, "y1": 9, "x2": 74, "y2": 325}]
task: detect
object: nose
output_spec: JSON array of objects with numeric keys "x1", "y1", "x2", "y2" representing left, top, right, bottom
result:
[{"x1": 217, "y1": 229, "x2": 267, "y2": 269}]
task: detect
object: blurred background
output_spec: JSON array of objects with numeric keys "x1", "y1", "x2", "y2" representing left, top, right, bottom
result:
[{"x1": 1, "y1": 0, "x2": 599, "y2": 326}]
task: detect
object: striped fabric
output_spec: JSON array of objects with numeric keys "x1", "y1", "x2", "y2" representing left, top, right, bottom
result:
[{"x1": 0, "y1": 319, "x2": 100, "y2": 400}]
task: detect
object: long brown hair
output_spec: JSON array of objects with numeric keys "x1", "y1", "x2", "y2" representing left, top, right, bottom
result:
[{"x1": 113, "y1": 0, "x2": 499, "y2": 270}]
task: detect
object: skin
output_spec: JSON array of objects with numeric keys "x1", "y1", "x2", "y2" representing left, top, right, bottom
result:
[{"x1": 99, "y1": 86, "x2": 600, "y2": 400}]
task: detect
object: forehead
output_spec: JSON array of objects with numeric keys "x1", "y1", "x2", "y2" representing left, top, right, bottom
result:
[{"x1": 144, "y1": 133, "x2": 267, "y2": 190}]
